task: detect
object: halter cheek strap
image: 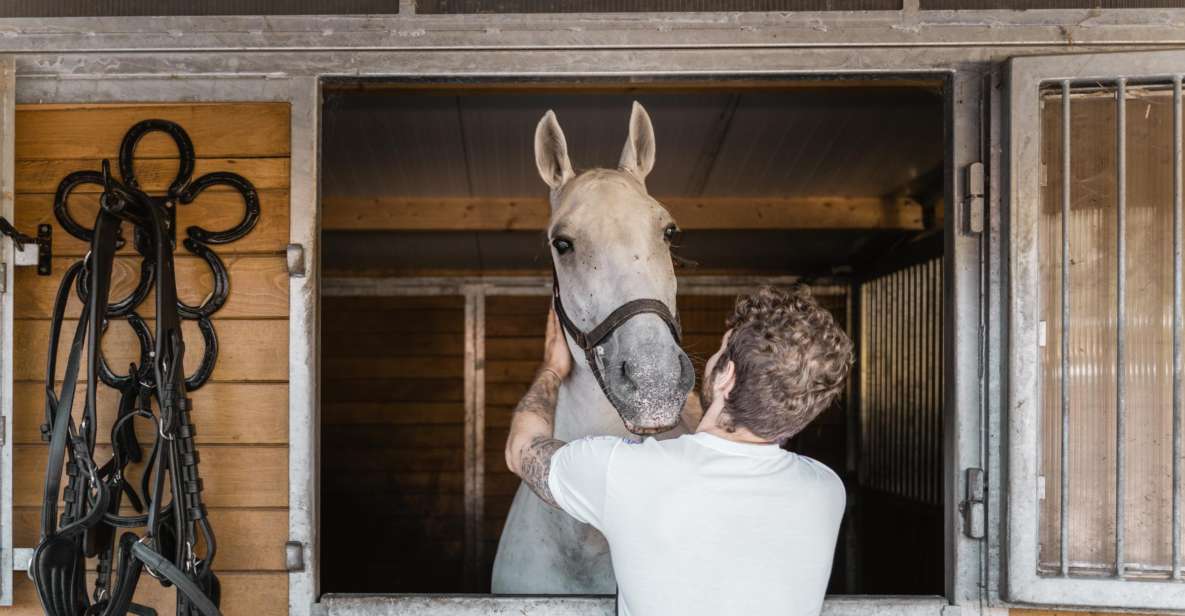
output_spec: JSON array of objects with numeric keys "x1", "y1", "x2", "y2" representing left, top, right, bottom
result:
[{"x1": 551, "y1": 266, "x2": 682, "y2": 408}]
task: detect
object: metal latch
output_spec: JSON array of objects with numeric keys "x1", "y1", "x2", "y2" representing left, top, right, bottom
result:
[
  {"x1": 962, "y1": 467, "x2": 985, "y2": 539},
  {"x1": 286, "y1": 243, "x2": 306, "y2": 278},
  {"x1": 285, "y1": 541, "x2": 305, "y2": 572},
  {"x1": 963, "y1": 162, "x2": 985, "y2": 236},
  {"x1": 0, "y1": 218, "x2": 52, "y2": 275}
]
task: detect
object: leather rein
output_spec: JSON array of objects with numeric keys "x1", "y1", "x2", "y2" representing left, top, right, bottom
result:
[
  {"x1": 30, "y1": 120, "x2": 259, "y2": 616},
  {"x1": 551, "y1": 265, "x2": 683, "y2": 407}
]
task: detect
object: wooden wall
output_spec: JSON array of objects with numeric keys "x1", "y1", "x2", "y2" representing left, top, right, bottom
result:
[
  {"x1": 6, "y1": 102, "x2": 291, "y2": 614},
  {"x1": 321, "y1": 295, "x2": 469, "y2": 592}
]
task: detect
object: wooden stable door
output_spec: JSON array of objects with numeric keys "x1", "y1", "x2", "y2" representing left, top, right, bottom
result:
[{"x1": 4, "y1": 102, "x2": 291, "y2": 614}]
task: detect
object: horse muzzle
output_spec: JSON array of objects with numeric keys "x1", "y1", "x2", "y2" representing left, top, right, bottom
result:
[{"x1": 601, "y1": 334, "x2": 695, "y2": 435}]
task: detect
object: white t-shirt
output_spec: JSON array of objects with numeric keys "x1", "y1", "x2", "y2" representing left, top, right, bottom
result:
[{"x1": 548, "y1": 431, "x2": 846, "y2": 616}]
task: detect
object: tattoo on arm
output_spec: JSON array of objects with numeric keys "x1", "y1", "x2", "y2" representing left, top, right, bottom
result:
[
  {"x1": 515, "y1": 368, "x2": 560, "y2": 427},
  {"x1": 511, "y1": 369, "x2": 565, "y2": 508},
  {"x1": 518, "y1": 436, "x2": 565, "y2": 508}
]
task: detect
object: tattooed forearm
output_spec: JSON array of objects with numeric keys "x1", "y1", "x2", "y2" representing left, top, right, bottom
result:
[
  {"x1": 514, "y1": 368, "x2": 560, "y2": 426},
  {"x1": 518, "y1": 436, "x2": 565, "y2": 508},
  {"x1": 507, "y1": 368, "x2": 567, "y2": 508}
]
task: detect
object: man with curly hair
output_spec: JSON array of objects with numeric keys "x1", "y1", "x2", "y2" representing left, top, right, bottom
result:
[{"x1": 505, "y1": 285, "x2": 853, "y2": 616}]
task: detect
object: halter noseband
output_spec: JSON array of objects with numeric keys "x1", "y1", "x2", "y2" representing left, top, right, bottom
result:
[{"x1": 551, "y1": 266, "x2": 683, "y2": 408}]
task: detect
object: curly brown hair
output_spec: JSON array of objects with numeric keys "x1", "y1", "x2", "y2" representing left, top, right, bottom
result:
[{"x1": 711, "y1": 285, "x2": 854, "y2": 442}]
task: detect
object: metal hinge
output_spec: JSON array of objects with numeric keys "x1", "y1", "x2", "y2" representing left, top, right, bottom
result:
[
  {"x1": 962, "y1": 467, "x2": 985, "y2": 539},
  {"x1": 0, "y1": 262, "x2": 5, "y2": 294},
  {"x1": 285, "y1": 541, "x2": 305, "y2": 572},
  {"x1": 0, "y1": 416, "x2": 5, "y2": 446},
  {"x1": 963, "y1": 162, "x2": 985, "y2": 236},
  {"x1": 286, "y1": 243, "x2": 306, "y2": 278}
]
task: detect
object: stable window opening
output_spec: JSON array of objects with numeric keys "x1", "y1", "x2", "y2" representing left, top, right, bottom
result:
[{"x1": 317, "y1": 81, "x2": 946, "y2": 597}]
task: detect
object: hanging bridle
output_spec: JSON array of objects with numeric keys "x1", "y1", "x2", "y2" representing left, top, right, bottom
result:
[
  {"x1": 551, "y1": 265, "x2": 683, "y2": 407},
  {"x1": 29, "y1": 120, "x2": 259, "y2": 616}
]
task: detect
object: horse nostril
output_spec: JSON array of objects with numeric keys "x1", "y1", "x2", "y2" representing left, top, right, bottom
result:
[{"x1": 620, "y1": 360, "x2": 638, "y2": 389}]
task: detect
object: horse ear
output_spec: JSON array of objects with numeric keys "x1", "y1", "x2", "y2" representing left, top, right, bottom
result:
[
  {"x1": 534, "y1": 110, "x2": 575, "y2": 190},
  {"x1": 618, "y1": 101, "x2": 656, "y2": 182}
]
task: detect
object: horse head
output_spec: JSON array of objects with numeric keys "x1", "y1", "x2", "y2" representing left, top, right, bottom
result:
[{"x1": 534, "y1": 101, "x2": 695, "y2": 435}]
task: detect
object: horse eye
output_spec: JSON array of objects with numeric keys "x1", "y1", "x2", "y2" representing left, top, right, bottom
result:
[
  {"x1": 552, "y1": 237, "x2": 574, "y2": 255},
  {"x1": 663, "y1": 224, "x2": 681, "y2": 243}
]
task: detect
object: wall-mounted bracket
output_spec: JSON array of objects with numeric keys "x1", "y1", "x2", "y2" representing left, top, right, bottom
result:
[
  {"x1": 961, "y1": 467, "x2": 985, "y2": 539},
  {"x1": 0, "y1": 219, "x2": 51, "y2": 275},
  {"x1": 285, "y1": 541, "x2": 305, "y2": 572},
  {"x1": 962, "y1": 162, "x2": 985, "y2": 236},
  {"x1": 286, "y1": 243, "x2": 306, "y2": 278}
]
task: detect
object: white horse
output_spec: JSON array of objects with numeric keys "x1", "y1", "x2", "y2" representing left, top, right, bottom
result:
[{"x1": 492, "y1": 102, "x2": 695, "y2": 594}]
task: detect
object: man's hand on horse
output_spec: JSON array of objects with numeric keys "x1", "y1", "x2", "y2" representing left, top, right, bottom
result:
[{"x1": 541, "y1": 306, "x2": 572, "y2": 381}]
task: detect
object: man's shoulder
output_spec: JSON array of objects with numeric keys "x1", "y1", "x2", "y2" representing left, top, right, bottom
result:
[{"x1": 790, "y1": 454, "x2": 847, "y2": 505}]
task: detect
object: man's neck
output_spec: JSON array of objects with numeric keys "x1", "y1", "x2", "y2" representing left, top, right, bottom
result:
[{"x1": 695, "y1": 406, "x2": 776, "y2": 445}]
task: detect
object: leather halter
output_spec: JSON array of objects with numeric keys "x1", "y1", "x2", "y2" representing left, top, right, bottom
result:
[
  {"x1": 551, "y1": 266, "x2": 683, "y2": 407},
  {"x1": 29, "y1": 120, "x2": 256, "y2": 616}
]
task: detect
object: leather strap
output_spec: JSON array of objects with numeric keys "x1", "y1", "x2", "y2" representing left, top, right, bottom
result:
[
  {"x1": 32, "y1": 120, "x2": 226, "y2": 616},
  {"x1": 551, "y1": 265, "x2": 682, "y2": 409}
]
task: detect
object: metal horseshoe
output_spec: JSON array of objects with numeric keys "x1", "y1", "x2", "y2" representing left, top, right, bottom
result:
[
  {"x1": 184, "y1": 317, "x2": 218, "y2": 391},
  {"x1": 118, "y1": 119, "x2": 195, "y2": 198},
  {"x1": 97, "y1": 313, "x2": 155, "y2": 390},
  {"x1": 179, "y1": 172, "x2": 261, "y2": 245},
  {"x1": 53, "y1": 171, "x2": 106, "y2": 243},
  {"x1": 177, "y1": 239, "x2": 229, "y2": 319},
  {"x1": 75, "y1": 256, "x2": 156, "y2": 319}
]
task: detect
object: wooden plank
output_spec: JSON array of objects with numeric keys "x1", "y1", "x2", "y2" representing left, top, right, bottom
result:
[
  {"x1": 16, "y1": 157, "x2": 290, "y2": 193},
  {"x1": 324, "y1": 356, "x2": 463, "y2": 380},
  {"x1": 14, "y1": 318, "x2": 290, "y2": 382},
  {"x1": 12, "y1": 507, "x2": 289, "y2": 572},
  {"x1": 14, "y1": 190, "x2": 291, "y2": 256},
  {"x1": 314, "y1": 470, "x2": 520, "y2": 496},
  {"x1": 14, "y1": 444, "x2": 288, "y2": 507},
  {"x1": 322, "y1": 402, "x2": 464, "y2": 425},
  {"x1": 322, "y1": 378, "x2": 465, "y2": 404},
  {"x1": 322, "y1": 195, "x2": 925, "y2": 231},
  {"x1": 324, "y1": 295, "x2": 464, "y2": 310},
  {"x1": 323, "y1": 308, "x2": 464, "y2": 334},
  {"x1": 12, "y1": 381, "x2": 288, "y2": 445},
  {"x1": 323, "y1": 332, "x2": 466, "y2": 358},
  {"x1": 10, "y1": 572, "x2": 286, "y2": 616},
  {"x1": 15, "y1": 103, "x2": 291, "y2": 160},
  {"x1": 324, "y1": 424, "x2": 464, "y2": 451},
  {"x1": 325, "y1": 357, "x2": 536, "y2": 383},
  {"x1": 15, "y1": 255, "x2": 288, "y2": 319}
]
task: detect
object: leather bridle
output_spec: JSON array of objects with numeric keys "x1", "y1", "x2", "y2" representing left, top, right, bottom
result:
[
  {"x1": 551, "y1": 265, "x2": 683, "y2": 408},
  {"x1": 30, "y1": 120, "x2": 258, "y2": 616}
]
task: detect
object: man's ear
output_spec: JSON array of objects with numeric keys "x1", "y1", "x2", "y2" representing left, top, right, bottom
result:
[
  {"x1": 714, "y1": 360, "x2": 737, "y2": 398},
  {"x1": 535, "y1": 110, "x2": 575, "y2": 191}
]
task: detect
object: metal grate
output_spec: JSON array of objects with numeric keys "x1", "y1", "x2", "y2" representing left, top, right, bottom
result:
[
  {"x1": 0, "y1": 0, "x2": 399, "y2": 17},
  {"x1": 858, "y1": 258, "x2": 943, "y2": 506},
  {"x1": 922, "y1": 0, "x2": 1185, "y2": 8},
  {"x1": 416, "y1": 0, "x2": 902, "y2": 12},
  {"x1": 1037, "y1": 79, "x2": 1185, "y2": 581}
]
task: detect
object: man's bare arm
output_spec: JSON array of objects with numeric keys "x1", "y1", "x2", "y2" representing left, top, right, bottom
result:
[
  {"x1": 506, "y1": 369, "x2": 566, "y2": 507},
  {"x1": 505, "y1": 309, "x2": 572, "y2": 509}
]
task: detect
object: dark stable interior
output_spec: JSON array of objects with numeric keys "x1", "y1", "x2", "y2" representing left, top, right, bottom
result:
[{"x1": 318, "y1": 83, "x2": 946, "y2": 596}]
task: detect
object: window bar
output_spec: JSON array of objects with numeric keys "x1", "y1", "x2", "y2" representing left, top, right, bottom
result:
[
  {"x1": 1115, "y1": 77, "x2": 1128, "y2": 579},
  {"x1": 1060, "y1": 79, "x2": 1072, "y2": 578},
  {"x1": 1174, "y1": 74, "x2": 1183, "y2": 582}
]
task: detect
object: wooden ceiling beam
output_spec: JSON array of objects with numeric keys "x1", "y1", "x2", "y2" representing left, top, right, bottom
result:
[{"x1": 322, "y1": 196, "x2": 925, "y2": 231}]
